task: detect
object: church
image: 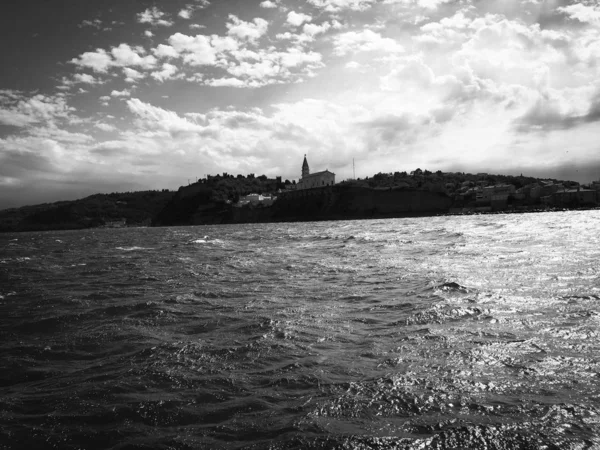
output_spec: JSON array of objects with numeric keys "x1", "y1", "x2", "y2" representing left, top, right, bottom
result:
[{"x1": 296, "y1": 155, "x2": 335, "y2": 190}]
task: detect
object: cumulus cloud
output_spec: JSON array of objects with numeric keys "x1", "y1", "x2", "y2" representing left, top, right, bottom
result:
[
  {"x1": 558, "y1": 4, "x2": 600, "y2": 23},
  {"x1": 287, "y1": 11, "x2": 312, "y2": 27},
  {"x1": 226, "y1": 15, "x2": 269, "y2": 43},
  {"x1": 9, "y1": 0, "x2": 600, "y2": 211},
  {"x1": 260, "y1": 0, "x2": 279, "y2": 8},
  {"x1": 70, "y1": 48, "x2": 113, "y2": 72},
  {"x1": 58, "y1": 73, "x2": 103, "y2": 89},
  {"x1": 74, "y1": 73, "x2": 99, "y2": 84},
  {"x1": 137, "y1": 7, "x2": 173, "y2": 27},
  {"x1": 71, "y1": 44, "x2": 157, "y2": 72},
  {"x1": 110, "y1": 89, "x2": 131, "y2": 97},
  {"x1": 127, "y1": 98, "x2": 204, "y2": 134},
  {"x1": 0, "y1": 92, "x2": 75, "y2": 128},
  {"x1": 217, "y1": 46, "x2": 323, "y2": 87},
  {"x1": 165, "y1": 33, "x2": 219, "y2": 65},
  {"x1": 307, "y1": 0, "x2": 376, "y2": 12},
  {"x1": 151, "y1": 63, "x2": 179, "y2": 82},
  {"x1": 123, "y1": 67, "x2": 145, "y2": 83},
  {"x1": 153, "y1": 44, "x2": 180, "y2": 59},
  {"x1": 385, "y1": 0, "x2": 452, "y2": 9},
  {"x1": 277, "y1": 21, "x2": 340, "y2": 44},
  {"x1": 333, "y1": 29, "x2": 404, "y2": 55},
  {"x1": 179, "y1": 8, "x2": 192, "y2": 19},
  {"x1": 112, "y1": 44, "x2": 155, "y2": 69}
]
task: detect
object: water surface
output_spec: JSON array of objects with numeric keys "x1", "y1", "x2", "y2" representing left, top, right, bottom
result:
[{"x1": 1, "y1": 211, "x2": 599, "y2": 449}]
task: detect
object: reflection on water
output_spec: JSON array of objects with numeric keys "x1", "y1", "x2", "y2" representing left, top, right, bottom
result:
[{"x1": 1, "y1": 211, "x2": 599, "y2": 449}]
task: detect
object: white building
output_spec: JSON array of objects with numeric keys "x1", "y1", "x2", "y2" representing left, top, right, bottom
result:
[
  {"x1": 235, "y1": 193, "x2": 277, "y2": 207},
  {"x1": 297, "y1": 155, "x2": 335, "y2": 190}
]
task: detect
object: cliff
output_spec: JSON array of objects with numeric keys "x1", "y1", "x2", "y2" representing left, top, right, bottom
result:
[
  {"x1": 267, "y1": 185, "x2": 453, "y2": 222},
  {"x1": 155, "y1": 185, "x2": 453, "y2": 226},
  {"x1": 238, "y1": 185, "x2": 452, "y2": 223}
]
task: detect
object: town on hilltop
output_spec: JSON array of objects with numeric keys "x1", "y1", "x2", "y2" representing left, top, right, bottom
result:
[
  {"x1": 1, "y1": 155, "x2": 599, "y2": 232},
  {"x1": 229, "y1": 157, "x2": 600, "y2": 213}
]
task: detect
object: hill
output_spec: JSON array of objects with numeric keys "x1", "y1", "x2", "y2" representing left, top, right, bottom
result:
[
  {"x1": 1, "y1": 169, "x2": 595, "y2": 233},
  {"x1": 0, "y1": 190, "x2": 175, "y2": 232}
]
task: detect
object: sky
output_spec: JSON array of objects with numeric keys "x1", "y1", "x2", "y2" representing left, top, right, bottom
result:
[{"x1": 1, "y1": 0, "x2": 600, "y2": 209}]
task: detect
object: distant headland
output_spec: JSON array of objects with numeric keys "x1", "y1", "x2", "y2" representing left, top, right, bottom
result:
[{"x1": 1, "y1": 157, "x2": 599, "y2": 232}]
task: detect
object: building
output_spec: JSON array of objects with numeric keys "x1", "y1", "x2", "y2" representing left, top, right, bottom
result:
[
  {"x1": 475, "y1": 184, "x2": 516, "y2": 204},
  {"x1": 552, "y1": 188, "x2": 596, "y2": 206},
  {"x1": 234, "y1": 193, "x2": 277, "y2": 207},
  {"x1": 297, "y1": 155, "x2": 335, "y2": 190}
]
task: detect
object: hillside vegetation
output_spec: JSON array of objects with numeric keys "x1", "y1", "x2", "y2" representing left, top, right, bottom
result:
[
  {"x1": 0, "y1": 190, "x2": 174, "y2": 232},
  {"x1": 0, "y1": 169, "x2": 589, "y2": 232}
]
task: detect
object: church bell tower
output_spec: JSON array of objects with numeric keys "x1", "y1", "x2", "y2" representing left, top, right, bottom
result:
[{"x1": 302, "y1": 154, "x2": 309, "y2": 179}]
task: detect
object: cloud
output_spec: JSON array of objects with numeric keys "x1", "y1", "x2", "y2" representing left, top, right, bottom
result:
[
  {"x1": 558, "y1": 4, "x2": 600, "y2": 23},
  {"x1": 333, "y1": 29, "x2": 404, "y2": 55},
  {"x1": 513, "y1": 86, "x2": 600, "y2": 133},
  {"x1": 0, "y1": 92, "x2": 75, "y2": 128},
  {"x1": 123, "y1": 67, "x2": 146, "y2": 83},
  {"x1": 189, "y1": 24, "x2": 206, "y2": 29},
  {"x1": 58, "y1": 73, "x2": 103, "y2": 89},
  {"x1": 73, "y1": 73, "x2": 100, "y2": 84},
  {"x1": 219, "y1": 46, "x2": 324, "y2": 86},
  {"x1": 71, "y1": 44, "x2": 157, "y2": 72},
  {"x1": 151, "y1": 63, "x2": 179, "y2": 82},
  {"x1": 110, "y1": 89, "x2": 131, "y2": 97},
  {"x1": 79, "y1": 19, "x2": 103, "y2": 29},
  {"x1": 385, "y1": 0, "x2": 452, "y2": 9},
  {"x1": 127, "y1": 98, "x2": 204, "y2": 134},
  {"x1": 0, "y1": 141, "x2": 59, "y2": 178},
  {"x1": 304, "y1": 21, "x2": 338, "y2": 36},
  {"x1": 287, "y1": 11, "x2": 312, "y2": 27},
  {"x1": 260, "y1": 0, "x2": 279, "y2": 8},
  {"x1": 226, "y1": 15, "x2": 269, "y2": 43},
  {"x1": 144, "y1": 30, "x2": 154, "y2": 37},
  {"x1": 276, "y1": 21, "x2": 340, "y2": 44},
  {"x1": 179, "y1": 8, "x2": 192, "y2": 19},
  {"x1": 166, "y1": 33, "x2": 219, "y2": 65},
  {"x1": 153, "y1": 44, "x2": 180, "y2": 59},
  {"x1": 307, "y1": 0, "x2": 376, "y2": 12},
  {"x1": 137, "y1": 7, "x2": 173, "y2": 27},
  {"x1": 70, "y1": 48, "x2": 113, "y2": 72},
  {"x1": 111, "y1": 43, "x2": 157, "y2": 69},
  {"x1": 95, "y1": 123, "x2": 116, "y2": 132},
  {"x1": 205, "y1": 77, "x2": 248, "y2": 88}
]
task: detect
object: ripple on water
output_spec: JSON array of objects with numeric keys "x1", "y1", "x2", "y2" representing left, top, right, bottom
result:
[{"x1": 1, "y1": 213, "x2": 600, "y2": 448}]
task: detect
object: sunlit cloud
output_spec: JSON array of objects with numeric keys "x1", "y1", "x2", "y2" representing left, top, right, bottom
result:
[{"x1": 3, "y1": 0, "x2": 600, "y2": 209}]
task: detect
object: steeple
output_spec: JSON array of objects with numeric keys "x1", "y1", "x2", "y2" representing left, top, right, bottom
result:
[{"x1": 302, "y1": 154, "x2": 309, "y2": 179}]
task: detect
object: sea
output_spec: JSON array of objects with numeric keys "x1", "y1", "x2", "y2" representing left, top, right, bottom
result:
[{"x1": 1, "y1": 211, "x2": 600, "y2": 450}]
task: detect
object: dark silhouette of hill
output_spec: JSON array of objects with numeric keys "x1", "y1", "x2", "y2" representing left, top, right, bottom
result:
[
  {"x1": 0, "y1": 190, "x2": 175, "y2": 232},
  {"x1": 0, "y1": 169, "x2": 591, "y2": 232}
]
